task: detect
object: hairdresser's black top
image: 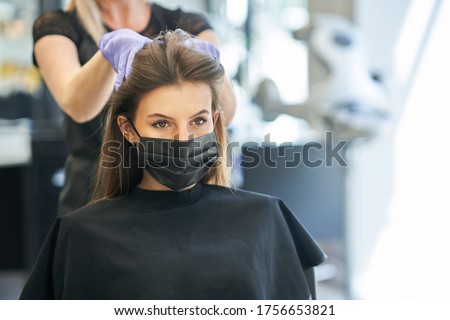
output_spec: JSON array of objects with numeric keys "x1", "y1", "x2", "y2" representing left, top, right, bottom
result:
[
  {"x1": 32, "y1": 3, "x2": 213, "y2": 215},
  {"x1": 20, "y1": 183, "x2": 327, "y2": 300}
]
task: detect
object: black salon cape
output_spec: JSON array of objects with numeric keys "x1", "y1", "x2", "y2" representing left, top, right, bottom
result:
[{"x1": 20, "y1": 183, "x2": 326, "y2": 300}]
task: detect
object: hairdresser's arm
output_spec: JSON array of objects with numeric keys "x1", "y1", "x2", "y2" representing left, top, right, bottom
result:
[
  {"x1": 197, "y1": 29, "x2": 236, "y2": 125},
  {"x1": 34, "y1": 35, "x2": 115, "y2": 123}
]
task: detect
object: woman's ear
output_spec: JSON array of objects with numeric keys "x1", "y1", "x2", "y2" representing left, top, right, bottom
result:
[{"x1": 117, "y1": 115, "x2": 138, "y2": 144}]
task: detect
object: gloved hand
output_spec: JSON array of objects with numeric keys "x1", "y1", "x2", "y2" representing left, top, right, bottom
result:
[
  {"x1": 186, "y1": 38, "x2": 220, "y2": 60},
  {"x1": 99, "y1": 28, "x2": 151, "y2": 90}
]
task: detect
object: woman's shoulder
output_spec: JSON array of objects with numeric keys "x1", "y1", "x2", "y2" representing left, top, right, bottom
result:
[
  {"x1": 34, "y1": 9, "x2": 74, "y2": 30},
  {"x1": 202, "y1": 183, "x2": 282, "y2": 205},
  {"x1": 202, "y1": 185, "x2": 327, "y2": 268},
  {"x1": 202, "y1": 184, "x2": 300, "y2": 225},
  {"x1": 58, "y1": 197, "x2": 125, "y2": 225},
  {"x1": 33, "y1": 9, "x2": 82, "y2": 44}
]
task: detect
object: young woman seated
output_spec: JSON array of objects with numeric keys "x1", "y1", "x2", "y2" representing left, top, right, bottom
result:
[{"x1": 20, "y1": 29, "x2": 326, "y2": 300}]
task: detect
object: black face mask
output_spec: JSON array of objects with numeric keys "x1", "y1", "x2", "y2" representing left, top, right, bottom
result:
[{"x1": 128, "y1": 120, "x2": 219, "y2": 191}]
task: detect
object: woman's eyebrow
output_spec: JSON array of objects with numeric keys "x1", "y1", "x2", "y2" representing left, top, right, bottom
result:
[
  {"x1": 191, "y1": 109, "x2": 210, "y2": 117},
  {"x1": 147, "y1": 109, "x2": 210, "y2": 119},
  {"x1": 147, "y1": 113, "x2": 174, "y2": 120}
]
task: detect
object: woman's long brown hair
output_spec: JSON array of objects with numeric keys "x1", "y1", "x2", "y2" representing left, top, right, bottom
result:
[{"x1": 91, "y1": 29, "x2": 230, "y2": 203}]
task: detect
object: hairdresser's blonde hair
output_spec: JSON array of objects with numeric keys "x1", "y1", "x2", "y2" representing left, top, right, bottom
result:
[{"x1": 65, "y1": 0, "x2": 104, "y2": 44}]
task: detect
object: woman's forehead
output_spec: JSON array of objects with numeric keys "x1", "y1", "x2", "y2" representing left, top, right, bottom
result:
[{"x1": 136, "y1": 82, "x2": 213, "y2": 117}]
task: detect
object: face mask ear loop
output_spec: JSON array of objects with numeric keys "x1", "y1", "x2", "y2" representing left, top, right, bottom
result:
[{"x1": 126, "y1": 117, "x2": 142, "y2": 138}]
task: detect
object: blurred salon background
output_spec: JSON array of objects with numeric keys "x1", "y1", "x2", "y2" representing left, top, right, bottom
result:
[{"x1": 1, "y1": 0, "x2": 449, "y2": 299}]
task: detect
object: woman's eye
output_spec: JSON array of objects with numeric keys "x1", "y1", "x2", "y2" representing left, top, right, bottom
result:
[
  {"x1": 192, "y1": 117, "x2": 207, "y2": 126},
  {"x1": 152, "y1": 121, "x2": 169, "y2": 128}
]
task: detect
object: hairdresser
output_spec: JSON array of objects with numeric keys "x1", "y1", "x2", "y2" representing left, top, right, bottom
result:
[{"x1": 32, "y1": 0, "x2": 236, "y2": 215}]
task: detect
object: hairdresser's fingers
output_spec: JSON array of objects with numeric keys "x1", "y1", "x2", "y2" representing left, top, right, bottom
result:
[
  {"x1": 125, "y1": 46, "x2": 142, "y2": 80},
  {"x1": 115, "y1": 62, "x2": 126, "y2": 91}
]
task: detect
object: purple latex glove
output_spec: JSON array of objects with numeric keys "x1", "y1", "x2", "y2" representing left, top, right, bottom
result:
[
  {"x1": 184, "y1": 38, "x2": 220, "y2": 60},
  {"x1": 99, "y1": 28, "x2": 151, "y2": 90}
]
